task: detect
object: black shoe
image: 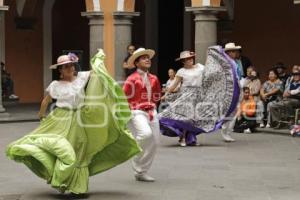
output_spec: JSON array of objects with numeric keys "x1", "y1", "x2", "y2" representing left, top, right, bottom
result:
[{"x1": 70, "y1": 193, "x2": 89, "y2": 199}]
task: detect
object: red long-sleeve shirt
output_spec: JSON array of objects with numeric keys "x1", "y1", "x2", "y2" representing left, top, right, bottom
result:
[{"x1": 123, "y1": 71, "x2": 161, "y2": 111}]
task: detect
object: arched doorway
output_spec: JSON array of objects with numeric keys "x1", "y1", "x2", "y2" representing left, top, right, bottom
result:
[
  {"x1": 132, "y1": 0, "x2": 185, "y2": 84},
  {"x1": 158, "y1": 0, "x2": 185, "y2": 84},
  {"x1": 52, "y1": 0, "x2": 89, "y2": 80}
]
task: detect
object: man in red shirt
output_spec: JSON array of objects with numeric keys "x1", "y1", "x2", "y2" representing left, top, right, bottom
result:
[{"x1": 123, "y1": 48, "x2": 161, "y2": 182}]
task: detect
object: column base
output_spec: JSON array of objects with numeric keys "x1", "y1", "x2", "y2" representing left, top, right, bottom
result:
[
  {"x1": 186, "y1": 6, "x2": 226, "y2": 13},
  {"x1": 0, "y1": 6, "x2": 9, "y2": 11}
]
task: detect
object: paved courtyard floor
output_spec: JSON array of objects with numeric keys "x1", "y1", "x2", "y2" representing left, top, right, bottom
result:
[{"x1": 1, "y1": 122, "x2": 300, "y2": 200}]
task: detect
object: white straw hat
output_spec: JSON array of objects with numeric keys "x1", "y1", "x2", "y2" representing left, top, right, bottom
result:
[
  {"x1": 224, "y1": 43, "x2": 242, "y2": 51},
  {"x1": 175, "y1": 51, "x2": 196, "y2": 61},
  {"x1": 127, "y1": 48, "x2": 155, "y2": 68},
  {"x1": 50, "y1": 53, "x2": 79, "y2": 69}
]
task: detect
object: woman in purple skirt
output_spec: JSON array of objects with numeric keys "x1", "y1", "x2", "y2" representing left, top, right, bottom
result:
[{"x1": 159, "y1": 46, "x2": 240, "y2": 146}]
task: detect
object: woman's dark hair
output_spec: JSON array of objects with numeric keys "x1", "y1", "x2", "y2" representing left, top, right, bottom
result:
[
  {"x1": 56, "y1": 63, "x2": 78, "y2": 80},
  {"x1": 127, "y1": 44, "x2": 135, "y2": 50},
  {"x1": 273, "y1": 62, "x2": 285, "y2": 69},
  {"x1": 181, "y1": 57, "x2": 194, "y2": 65},
  {"x1": 243, "y1": 87, "x2": 250, "y2": 92},
  {"x1": 57, "y1": 65, "x2": 62, "y2": 71},
  {"x1": 268, "y1": 68, "x2": 279, "y2": 78},
  {"x1": 248, "y1": 67, "x2": 260, "y2": 78}
]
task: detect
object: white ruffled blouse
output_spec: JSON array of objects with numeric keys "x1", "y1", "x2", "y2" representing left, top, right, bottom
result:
[
  {"x1": 46, "y1": 71, "x2": 90, "y2": 109},
  {"x1": 176, "y1": 63, "x2": 205, "y2": 87}
]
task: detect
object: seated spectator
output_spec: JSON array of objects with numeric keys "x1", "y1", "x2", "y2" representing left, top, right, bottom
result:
[
  {"x1": 240, "y1": 66, "x2": 254, "y2": 87},
  {"x1": 160, "y1": 68, "x2": 181, "y2": 111},
  {"x1": 274, "y1": 62, "x2": 289, "y2": 87},
  {"x1": 260, "y1": 69, "x2": 283, "y2": 128},
  {"x1": 245, "y1": 69, "x2": 264, "y2": 127},
  {"x1": 163, "y1": 68, "x2": 180, "y2": 93},
  {"x1": 247, "y1": 70, "x2": 261, "y2": 98},
  {"x1": 284, "y1": 65, "x2": 300, "y2": 90},
  {"x1": 269, "y1": 71, "x2": 300, "y2": 129},
  {"x1": 1, "y1": 62, "x2": 19, "y2": 100},
  {"x1": 233, "y1": 87, "x2": 257, "y2": 133}
]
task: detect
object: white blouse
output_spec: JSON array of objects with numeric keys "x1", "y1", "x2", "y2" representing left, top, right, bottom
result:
[
  {"x1": 166, "y1": 78, "x2": 181, "y2": 90},
  {"x1": 46, "y1": 71, "x2": 91, "y2": 109},
  {"x1": 176, "y1": 63, "x2": 204, "y2": 87}
]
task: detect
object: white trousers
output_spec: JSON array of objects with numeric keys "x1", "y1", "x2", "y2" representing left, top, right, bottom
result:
[
  {"x1": 222, "y1": 89, "x2": 243, "y2": 135},
  {"x1": 128, "y1": 110, "x2": 160, "y2": 175},
  {"x1": 222, "y1": 115, "x2": 237, "y2": 134}
]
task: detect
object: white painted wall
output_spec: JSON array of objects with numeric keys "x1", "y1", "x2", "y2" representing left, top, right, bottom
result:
[
  {"x1": 117, "y1": 0, "x2": 125, "y2": 11},
  {"x1": 203, "y1": 0, "x2": 210, "y2": 6},
  {"x1": 93, "y1": 0, "x2": 101, "y2": 11}
]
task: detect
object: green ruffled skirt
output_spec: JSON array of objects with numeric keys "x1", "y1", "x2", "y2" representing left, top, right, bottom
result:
[{"x1": 6, "y1": 50, "x2": 141, "y2": 194}]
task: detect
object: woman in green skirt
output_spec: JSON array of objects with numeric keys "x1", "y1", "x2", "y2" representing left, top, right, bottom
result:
[{"x1": 6, "y1": 50, "x2": 141, "y2": 195}]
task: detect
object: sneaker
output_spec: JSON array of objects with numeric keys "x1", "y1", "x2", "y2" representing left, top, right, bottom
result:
[
  {"x1": 265, "y1": 124, "x2": 271, "y2": 128},
  {"x1": 259, "y1": 123, "x2": 265, "y2": 128},
  {"x1": 179, "y1": 140, "x2": 187, "y2": 147},
  {"x1": 9, "y1": 94, "x2": 19, "y2": 99},
  {"x1": 221, "y1": 130, "x2": 235, "y2": 142},
  {"x1": 70, "y1": 193, "x2": 89, "y2": 198},
  {"x1": 244, "y1": 128, "x2": 252, "y2": 134},
  {"x1": 135, "y1": 173, "x2": 155, "y2": 182}
]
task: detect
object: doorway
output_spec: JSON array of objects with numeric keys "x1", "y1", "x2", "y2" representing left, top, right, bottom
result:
[
  {"x1": 52, "y1": 0, "x2": 89, "y2": 80},
  {"x1": 158, "y1": 0, "x2": 184, "y2": 84}
]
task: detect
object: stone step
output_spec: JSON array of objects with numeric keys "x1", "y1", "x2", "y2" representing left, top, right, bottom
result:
[{"x1": 256, "y1": 127, "x2": 290, "y2": 136}]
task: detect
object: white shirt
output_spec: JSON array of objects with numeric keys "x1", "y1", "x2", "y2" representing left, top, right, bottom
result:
[
  {"x1": 137, "y1": 68, "x2": 152, "y2": 101},
  {"x1": 46, "y1": 71, "x2": 90, "y2": 109},
  {"x1": 166, "y1": 78, "x2": 181, "y2": 90},
  {"x1": 176, "y1": 63, "x2": 204, "y2": 87}
]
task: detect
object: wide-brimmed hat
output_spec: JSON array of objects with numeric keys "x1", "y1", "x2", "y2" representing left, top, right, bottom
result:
[
  {"x1": 127, "y1": 48, "x2": 155, "y2": 68},
  {"x1": 224, "y1": 43, "x2": 242, "y2": 51},
  {"x1": 175, "y1": 51, "x2": 196, "y2": 61},
  {"x1": 50, "y1": 53, "x2": 79, "y2": 69}
]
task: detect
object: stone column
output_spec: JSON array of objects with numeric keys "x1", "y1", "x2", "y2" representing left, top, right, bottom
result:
[
  {"x1": 0, "y1": 5, "x2": 9, "y2": 118},
  {"x1": 186, "y1": 6, "x2": 226, "y2": 64},
  {"x1": 113, "y1": 11, "x2": 139, "y2": 81},
  {"x1": 81, "y1": 12, "x2": 104, "y2": 59}
]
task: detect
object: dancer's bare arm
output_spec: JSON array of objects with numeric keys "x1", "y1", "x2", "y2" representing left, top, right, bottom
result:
[
  {"x1": 161, "y1": 76, "x2": 182, "y2": 100},
  {"x1": 38, "y1": 94, "x2": 52, "y2": 120}
]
